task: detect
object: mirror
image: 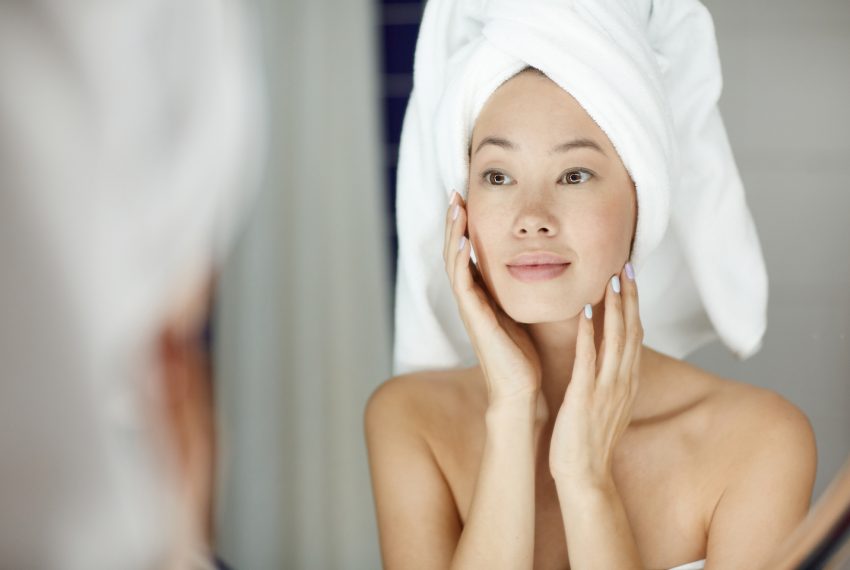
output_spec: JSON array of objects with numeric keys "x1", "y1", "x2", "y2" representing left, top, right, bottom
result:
[
  {"x1": 4, "y1": 0, "x2": 846, "y2": 568},
  {"x1": 217, "y1": 0, "x2": 850, "y2": 568}
]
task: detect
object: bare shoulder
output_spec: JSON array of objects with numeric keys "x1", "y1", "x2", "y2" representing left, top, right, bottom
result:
[
  {"x1": 365, "y1": 366, "x2": 484, "y2": 437},
  {"x1": 645, "y1": 347, "x2": 815, "y2": 442},
  {"x1": 694, "y1": 364, "x2": 816, "y2": 453},
  {"x1": 652, "y1": 356, "x2": 820, "y2": 564},
  {"x1": 364, "y1": 368, "x2": 477, "y2": 568},
  {"x1": 715, "y1": 378, "x2": 814, "y2": 431},
  {"x1": 643, "y1": 349, "x2": 817, "y2": 539},
  {"x1": 650, "y1": 348, "x2": 817, "y2": 492},
  {"x1": 710, "y1": 374, "x2": 817, "y2": 488}
]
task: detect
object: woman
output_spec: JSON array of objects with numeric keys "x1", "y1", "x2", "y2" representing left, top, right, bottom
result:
[{"x1": 365, "y1": 66, "x2": 817, "y2": 569}]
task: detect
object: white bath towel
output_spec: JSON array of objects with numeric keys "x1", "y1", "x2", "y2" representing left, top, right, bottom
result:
[{"x1": 393, "y1": 0, "x2": 768, "y2": 374}]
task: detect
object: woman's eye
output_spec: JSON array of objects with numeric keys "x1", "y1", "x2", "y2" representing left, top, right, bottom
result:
[
  {"x1": 483, "y1": 170, "x2": 514, "y2": 185},
  {"x1": 561, "y1": 169, "x2": 593, "y2": 184}
]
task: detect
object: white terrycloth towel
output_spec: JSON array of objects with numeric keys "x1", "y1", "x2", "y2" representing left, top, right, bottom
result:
[{"x1": 393, "y1": 0, "x2": 768, "y2": 375}]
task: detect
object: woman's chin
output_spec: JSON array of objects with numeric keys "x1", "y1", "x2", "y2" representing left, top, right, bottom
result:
[{"x1": 501, "y1": 301, "x2": 579, "y2": 324}]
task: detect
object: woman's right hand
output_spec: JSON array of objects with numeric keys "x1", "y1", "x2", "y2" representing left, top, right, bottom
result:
[{"x1": 444, "y1": 191, "x2": 545, "y2": 415}]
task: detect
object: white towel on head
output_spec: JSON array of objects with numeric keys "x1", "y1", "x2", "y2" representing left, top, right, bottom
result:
[{"x1": 393, "y1": 0, "x2": 768, "y2": 375}]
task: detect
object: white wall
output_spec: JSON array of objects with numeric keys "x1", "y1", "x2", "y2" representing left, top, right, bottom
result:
[
  {"x1": 214, "y1": 0, "x2": 391, "y2": 567},
  {"x1": 692, "y1": 0, "x2": 850, "y2": 503}
]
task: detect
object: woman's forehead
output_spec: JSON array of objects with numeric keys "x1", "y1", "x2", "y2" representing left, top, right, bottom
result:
[{"x1": 470, "y1": 71, "x2": 614, "y2": 156}]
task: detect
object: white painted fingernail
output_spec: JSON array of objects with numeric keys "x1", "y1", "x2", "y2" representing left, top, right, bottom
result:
[
  {"x1": 458, "y1": 236, "x2": 467, "y2": 251},
  {"x1": 611, "y1": 275, "x2": 621, "y2": 294},
  {"x1": 452, "y1": 204, "x2": 459, "y2": 220},
  {"x1": 584, "y1": 303, "x2": 592, "y2": 319}
]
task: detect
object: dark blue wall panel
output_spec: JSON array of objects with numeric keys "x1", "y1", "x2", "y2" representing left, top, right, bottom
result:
[{"x1": 379, "y1": 0, "x2": 424, "y2": 285}]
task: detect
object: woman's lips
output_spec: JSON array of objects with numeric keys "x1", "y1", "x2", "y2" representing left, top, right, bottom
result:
[{"x1": 506, "y1": 262, "x2": 571, "y2": 282}]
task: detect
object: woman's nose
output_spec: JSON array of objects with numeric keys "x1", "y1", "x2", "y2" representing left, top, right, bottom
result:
[{"x1": 514, "y1": 207, "x2": 559, "y2": 237}]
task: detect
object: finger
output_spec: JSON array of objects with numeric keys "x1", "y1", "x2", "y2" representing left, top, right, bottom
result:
[
  {"x1": 570, "y1": 303, "x2": 597, "y2": 397},
  {"x1": 617, "y1": 266, "x2": 640, "y2": 378},
  {"x1": 469, "y1": 257, "x2": 501, "y2": 316},
  {"x1": 443, "y1": 190, "x2": 459, "y2": 263},
  {"x1": 445, "y1": 196, "x2": 507, "y2": 342},
  {"x1": 444, "y1": 194, "x2": 466, "y2": 286},
  {"x1": 448, "y1": 201, "x2": 486, "y2": 315},
  {"x1": 597, "y1": 273, "x2": 625, "y2": 389},
  {"x1": 452, "y1": 213, "x2": 474, "y2": 300},
  {"x1": 468, "y1": 253, "x2": 515, "y2": 326},
  {"x1": 469, "y1": 254, "x2": 485, "y2": 289},
  {"x1": 620, "y1": 262, "x2": 643, "y2": 390},
  {"x1": 631, "y1": 333, "x2": 643, "y2": 388}
]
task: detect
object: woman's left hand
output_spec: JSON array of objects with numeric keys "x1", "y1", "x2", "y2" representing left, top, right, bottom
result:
[{"x1": 549, "y1": 262, "x2": 643, "y2": 487}]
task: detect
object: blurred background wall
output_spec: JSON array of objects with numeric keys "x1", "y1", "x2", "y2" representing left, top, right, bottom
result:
[
  {"x1": 690, "y1": 0, "x2": 850, "y2": 508},
  {"x1": 213, "y1": 0, "x2": 391, "y2": 567},
  {"x1": 213, "y1": 0, "x2": 850, "y2": 568}
]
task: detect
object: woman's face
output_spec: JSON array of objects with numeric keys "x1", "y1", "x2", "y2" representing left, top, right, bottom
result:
[{"x1": 467, "y1": 69, "x2": 637, "y2": 323}]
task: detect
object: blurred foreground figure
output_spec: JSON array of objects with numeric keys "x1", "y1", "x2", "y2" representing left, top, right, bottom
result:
[{"x1": 0, "y1": 1, "x2": 265, "y2": 568}]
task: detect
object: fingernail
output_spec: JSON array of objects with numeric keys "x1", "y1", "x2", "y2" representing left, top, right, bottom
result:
[
  {"x1": 584, "y1": 303, "x2": 592, "y2": 319},
  {"x1": 625, "y1": 261, "x2": 635, "y2": 281},
  {"x1": 458, "y1": 236, "x2": 467, "y2": 251},
  {"x1": 452, "y1": 204, "x2": 459, "y2": 220},
  {"x1": 611, "y1": 275, "x2": 621, "y2": 294},
  {"x1": 451, "y1": 190, "x2": 459, "y2": 205}
]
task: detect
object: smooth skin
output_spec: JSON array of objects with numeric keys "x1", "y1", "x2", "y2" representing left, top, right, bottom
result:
[{"x1": 365, "y1": 69, "x2": 817, "y2": 570}]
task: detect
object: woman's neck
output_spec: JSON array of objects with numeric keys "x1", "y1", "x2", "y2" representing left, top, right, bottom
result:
[{"x1": 526, "y1": 301, "x2": 607, "y2": 427}]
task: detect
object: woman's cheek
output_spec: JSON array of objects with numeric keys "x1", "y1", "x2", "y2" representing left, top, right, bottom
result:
[
  {"x1": 468, "y1": 228, "x2": 492, "y2": 277},
  {"x1": 587, "y1": 199, "x2": 630, "y2": 249},
  {"x1": 573, "y1": 214, "x2": 617, "y2": 292},
  {"x1": 467, "y1": 215, "x2": 501, "y2": 293},
  {"x1": 466, "y1": 204, "x2": 497, "y2": 256}
]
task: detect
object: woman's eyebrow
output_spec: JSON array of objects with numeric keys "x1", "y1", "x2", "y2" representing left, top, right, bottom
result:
[
  {"x1": 473, "y1": 136, "x2": 516, "y2": 155},
  {"x1": 472, "y1": 136, "x2": 607, "y2": 157},
  {"x1": 551, "y1": 137, "x2": 607, "y2": 157}
]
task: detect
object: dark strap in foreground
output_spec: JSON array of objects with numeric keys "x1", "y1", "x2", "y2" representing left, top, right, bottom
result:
[
  {"x1": 796, "y1": 502, "x2": 850, "y2": 569},
  {"x1": 214, "y1": 555, "x2": 236, "y2": 570}
]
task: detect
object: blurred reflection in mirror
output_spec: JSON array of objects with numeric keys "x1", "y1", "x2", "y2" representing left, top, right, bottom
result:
[{"x1": 0, "y1": 1, "x2": 265, "y2": 568}]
